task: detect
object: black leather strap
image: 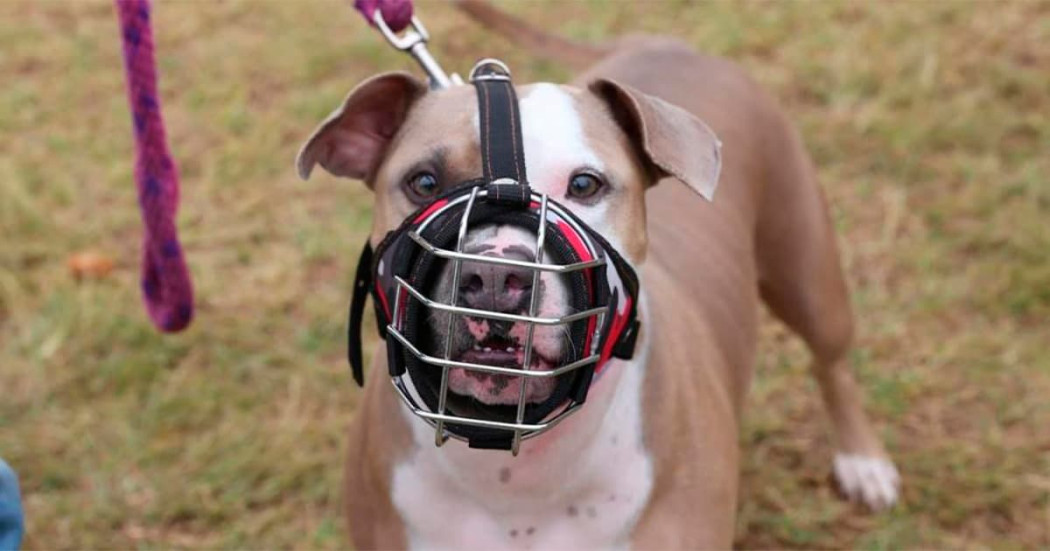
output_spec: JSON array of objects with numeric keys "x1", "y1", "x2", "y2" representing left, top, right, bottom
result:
[
  {"x1": 346, "y1": 242, "x2": 374, "y2": 387},
  {"x1": 473, "y1": 69, "x2": 528, "y2": 186},
  {"x1": 468, "y1": 434, "x2": 514, "y2": 450},
  {"x1": 613, "y1": 319, "x2": 641, "y2": 360},
  {"x1": 467, "y1": 65, "x2": 537, "y2": 449},
  {"x1": 485, "y1": 181, "x2": 530, "y2": 207}
]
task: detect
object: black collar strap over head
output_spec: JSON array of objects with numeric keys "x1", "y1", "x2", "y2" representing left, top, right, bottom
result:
[{"x1": 345, "y1": 59, "x2": 641, "y2": 454}]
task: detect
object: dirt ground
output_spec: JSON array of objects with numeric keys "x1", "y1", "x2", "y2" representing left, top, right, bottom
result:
[{"x1": 1, "y1": 1, "x2": 1047, "y2": 548}]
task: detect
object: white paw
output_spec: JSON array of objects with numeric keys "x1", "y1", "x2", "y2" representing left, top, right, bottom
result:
[{"x1": 832, "y1": 453, "x2": 900, "y2": 511}]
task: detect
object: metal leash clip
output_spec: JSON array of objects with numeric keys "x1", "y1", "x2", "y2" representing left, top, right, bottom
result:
[{"x1": 373, "y1": 11, "x2": 463, "y2": 90}]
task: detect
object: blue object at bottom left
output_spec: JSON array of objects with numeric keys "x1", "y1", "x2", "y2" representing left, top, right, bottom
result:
[{"x1": 0, "y1": 459, "x2": 23, "y2": 551}]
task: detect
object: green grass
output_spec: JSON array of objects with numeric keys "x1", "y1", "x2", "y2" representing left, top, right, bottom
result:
[{"x1": 1, "y1": 1, "x2": 1048, "y2": 548}]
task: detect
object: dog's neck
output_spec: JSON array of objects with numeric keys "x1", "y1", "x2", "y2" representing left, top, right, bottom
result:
[{"x1": 391, "y1": 289, "x2": 654, "y2": 512}]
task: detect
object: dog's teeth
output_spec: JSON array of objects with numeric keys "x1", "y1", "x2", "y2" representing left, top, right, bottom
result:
[
  {"x1": 484, "y1": 347, "x2": 492, "y2": 352},
  {"x1": 473, "y1": 344, "x2": 481, "y2": 351},
  {"x1": 506, "y1": 347, "x2": 515, "y2": 353}
]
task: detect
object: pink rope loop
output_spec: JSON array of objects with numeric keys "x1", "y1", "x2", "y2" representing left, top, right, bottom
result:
[
  {"x1": 354, "y1": 0, "x2": 413, "y2": 32},
  {"x1": 115, "y1": 0, "x2": 194, "y2": 332}
]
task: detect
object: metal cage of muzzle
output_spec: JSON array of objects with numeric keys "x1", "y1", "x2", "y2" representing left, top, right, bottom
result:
[{"x1": 386, "y1": 185, "x2": 609, "y2": 454}]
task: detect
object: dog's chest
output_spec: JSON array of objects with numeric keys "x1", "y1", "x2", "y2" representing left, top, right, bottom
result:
[
  {"x1": 392, "y1": 458, "x2": 650, "y2": 550},
  {"x1": 390, "y1": 355, "x2": 654, "y2": 550}
]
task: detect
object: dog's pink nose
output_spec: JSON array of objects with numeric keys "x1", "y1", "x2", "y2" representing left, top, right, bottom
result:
[{"x1": 458, "y1": 256, "x2": 533, "y2": 314}]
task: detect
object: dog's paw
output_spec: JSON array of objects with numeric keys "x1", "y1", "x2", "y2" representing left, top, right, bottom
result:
[{"x1": 832, "y1": 453, "x2": 900, "y2": 511}]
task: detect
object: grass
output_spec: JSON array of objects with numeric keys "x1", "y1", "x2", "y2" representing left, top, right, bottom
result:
[{"x1": 0, "y1": 1, "x2": 1047, "y2": 548}]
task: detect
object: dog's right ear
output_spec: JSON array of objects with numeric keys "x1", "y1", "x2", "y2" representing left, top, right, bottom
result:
[
  {"x1": 589, "y1": 79, "x2": 722, "y2": 201},
  {"x1": 296, "y1": 72, "x2": 426, "y2": 184}
]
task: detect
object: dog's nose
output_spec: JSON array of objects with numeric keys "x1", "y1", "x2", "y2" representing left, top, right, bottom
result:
[{"x1": 458, "y1": 258, "x2": 534, "y2": 313}]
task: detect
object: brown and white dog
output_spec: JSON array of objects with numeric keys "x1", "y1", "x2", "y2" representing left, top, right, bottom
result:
[{"x1": 297, "y1": 3, "x2": 900, "y2": 548}]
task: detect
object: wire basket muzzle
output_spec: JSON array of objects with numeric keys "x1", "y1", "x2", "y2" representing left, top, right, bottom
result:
[{"x1": 379, "y1": 186, "x2": 612, "y2": 449}]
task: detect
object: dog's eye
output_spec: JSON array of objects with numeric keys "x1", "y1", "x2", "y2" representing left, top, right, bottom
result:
[
  {"x1": 567, "y1": 172, "x2": 605, "y2": 200},
  {"x1": 406, "y1": 172, "x2": 440, "y2": 200}
]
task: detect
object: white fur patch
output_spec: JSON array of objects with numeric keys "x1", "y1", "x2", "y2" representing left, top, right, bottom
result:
[
  {"x1": 391, "y1": 295, "x2": 654, "y2": 550},
  {"x1": 515, "y1": 84, "x2": 630, "y2": 256},
  {"x1": 470, "y1": 84, "x2": 603, "y2": 196},
  {"x1": 833, "y1": 453, "x2": 901, "y2": 510},
  {"x1": 517, "y1": 84, "x2": 604, "y2": 192}
]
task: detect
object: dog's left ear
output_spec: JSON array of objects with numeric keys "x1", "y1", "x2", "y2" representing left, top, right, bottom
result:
[
  {"x1": 589, "y1": 79, "x2": 722, "y2": 201},
  {"x1": 296, "y1": 72, "x2": 427, "y2": 184}
]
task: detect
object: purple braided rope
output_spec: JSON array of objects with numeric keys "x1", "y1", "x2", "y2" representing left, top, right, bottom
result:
[
  {"x1": 354, "y1": 0, "x2": 413, "y2": 32},
  {"x1": 115, "y1": 0, "x2": 193, "y2": 332}
]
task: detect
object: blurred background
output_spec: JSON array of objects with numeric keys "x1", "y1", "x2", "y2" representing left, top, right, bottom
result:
[{"x1": 1, "y1": 1, "x2": 1047, "y2": 548}]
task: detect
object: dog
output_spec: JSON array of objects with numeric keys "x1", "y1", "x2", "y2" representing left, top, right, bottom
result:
[{"x1": 296, "y1": 2, "x2": 900, "y2": 547}]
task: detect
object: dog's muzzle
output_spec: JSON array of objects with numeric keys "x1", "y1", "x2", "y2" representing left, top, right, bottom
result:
[{"x1": 345, "y1": 60, "x2": 641, "y2": 453}]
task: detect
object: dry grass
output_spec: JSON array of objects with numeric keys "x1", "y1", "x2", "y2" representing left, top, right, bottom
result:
[{"x1": 1, "y1": 1, "x2": 1047, "y2": 548}]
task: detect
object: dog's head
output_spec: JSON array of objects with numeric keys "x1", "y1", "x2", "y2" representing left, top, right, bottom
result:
[{"x1": 297, "y1": 73, "x2": 719, "y2": 408}]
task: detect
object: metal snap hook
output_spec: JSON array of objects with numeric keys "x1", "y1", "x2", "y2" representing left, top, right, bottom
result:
[{"x1": 372, "y1": 11, "x2": 463, "y2": 90}]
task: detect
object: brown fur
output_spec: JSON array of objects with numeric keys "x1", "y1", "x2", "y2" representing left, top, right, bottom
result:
[
  {"x1": 573, "y1": 34, "x2": 890, "y2": 551},
  {"x1": 299, "y1": 6, "x2": 893, "y2": 548},
  {"x1": 573, "y1": 38, "x2": 889, "y2": 548}
]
